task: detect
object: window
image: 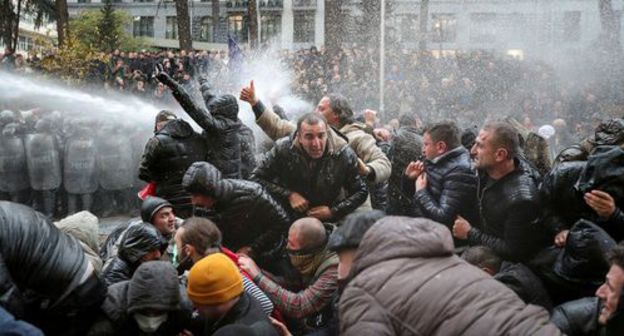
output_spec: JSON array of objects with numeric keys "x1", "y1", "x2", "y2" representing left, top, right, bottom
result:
[
  {"x1": 431, "y1": 14, "x2": 456, "y2": 43},
  {"x1": 133, "y1": 16, "x2": 154, "y2": 37},
  {"x1": 470, "y1": 12, "x2": 497, "y2": 43},
  {"x1": 199, "y1": 16, "x2": 214, "y2": 42},
  {"x1": 166, "y1": 16, "x2": 178, "y2": 39},
  {"x1": 228, "y1": 15, "x2": 248, "y2": 43},
  {"x1": 400, "y1": 14, "x2": 418, "y2": 41},
  {"x1": 261, "y1": 14, "x2": 281, "y2": 42},
  {"x1": 77, "y1": 0, "x2": 91, "y2": 3},
  {"x1": 562, "y1": 11, "x2": 581, "y2": 42},
  {"x1": 18, "y1": 36, "x2": 33, "y2": 51},
  {"x1": 293, "y1": 11, "x2": 314, "y2": 43}
]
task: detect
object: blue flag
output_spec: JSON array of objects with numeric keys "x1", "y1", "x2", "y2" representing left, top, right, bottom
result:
[{"x1": 228, "y1": 35, "x2": 244, "y2": 73}]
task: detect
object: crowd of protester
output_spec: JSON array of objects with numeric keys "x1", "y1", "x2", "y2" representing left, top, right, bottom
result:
[{"x1": 2, "y1": 42, "x2": 624, "y2": 335}]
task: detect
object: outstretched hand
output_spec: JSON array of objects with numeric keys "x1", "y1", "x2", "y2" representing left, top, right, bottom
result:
[
  {"x1": 153, "y1": 63, "x2": 166, "y2": 81},
  {"x1": 239, "y1": 80, "x2": 258, "y2": 106}
]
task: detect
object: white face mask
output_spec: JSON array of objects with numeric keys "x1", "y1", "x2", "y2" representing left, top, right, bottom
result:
[{"x1": 133, "y1": 313, "x2": 168, "y2": 333}]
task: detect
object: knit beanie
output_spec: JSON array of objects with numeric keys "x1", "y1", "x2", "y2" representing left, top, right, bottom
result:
[{"x1": 187, "y1": 253, "x2": 243, "y2": 306}]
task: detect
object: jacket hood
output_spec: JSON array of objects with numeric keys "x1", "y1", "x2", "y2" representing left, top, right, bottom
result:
[
  {"x1": 207, "y1": 94, "x2": 239, "y2": 120},
  {"x1": 352, "y1": 216, "x2": 454, "y2": 276},
  {"x1": 54, "y1": 210, "x2": 100, "y2": 254},
  {"x1": 119, "y1": 223, "x2": 164, "y2": 265},
  {"x1": 157, "y1": 119, "x2": 194, "y2": 139},
  {"x1": 182, "y1": 161, "x2": 222, "y2": 197},
  {"x1": 140, "y1": 196, "x2": 174, "y2": 223},
  {"x1": 127, "y1": 261, "x2": 181, "y2": 313}
]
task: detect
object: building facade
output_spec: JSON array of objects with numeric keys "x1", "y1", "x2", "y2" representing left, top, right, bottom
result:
[{"x1": 66, "y1": 0, "x2": 624, "y2": 58}]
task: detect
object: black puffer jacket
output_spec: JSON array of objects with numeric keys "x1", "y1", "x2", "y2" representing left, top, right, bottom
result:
[
  {"x1": 88, "y1": 261, "x2": 193, "y2": 336},
  {"x1": 239, "y1": 123, "x2": 257, "y2": 179},
  {"x1": 407, "y1": 146, "x2": 479, "y2": 232},
  {"x1": 495, "y1": 262, "x2": 553, "y2": 311},
  {"x1": 467, "y1": 159, "x2": 547, "y2": 262},
  {"x1": 551, "y1": 296, "x2": 624, "y2": 336},
  {"x1": 0, "y1": 201, "x2": 88, "y2": 310},
  {"x1": 541, "y1": 156, "x2": 624, "y2": 242},
  {"x1": 531, "y1": 220, "x2": 616, "y2": 305},
  {"x1": 138, "y1": 119, "x2": 206, "y2": 217},
  {"x1": 183, "y1": 162, "x2": 290, "y2": 254},
  {"x1": 250, "y1": 134, "x2": 368, "y2": 221},
  {"x1": 102, "y1": 223, "x2": 164, "y2": 286},
  {"x1": 157, "y1": 73, "x2": 242, "y2": 179},
  {"x1": 541, "y1": 161, "x2": 593, "y2": 238},
  {"x1": 386, "y1": 126, "x2": 422, "y2": 216}
]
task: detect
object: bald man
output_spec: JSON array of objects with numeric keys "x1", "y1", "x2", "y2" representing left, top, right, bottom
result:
[{"x1": 239, "y1": 217, "x2": 339, "y2": 334}]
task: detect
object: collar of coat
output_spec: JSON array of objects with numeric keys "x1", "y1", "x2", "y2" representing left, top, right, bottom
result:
[{"x1": 291, "y1": 126, "x2": 349, "y2": 156}]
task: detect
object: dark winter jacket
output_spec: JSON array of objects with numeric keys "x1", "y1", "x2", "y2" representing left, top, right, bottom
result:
[
  {"x1": 206, "y1": 293, "x2": 277, "y2": 336},
  {"x1": 495, "y1": 262, "x2": 553, "y2": 311},
  {"x1": 386, "y1": 126, "x2": 422, "y2": 216},
  {"x1": 138, "y1": 119, "x2": 206, "y2": 217},
  {"x1": 541, "y1": 155, "x2": 624, "y2": 242},
  {"x1": 88, "y1": 261, "x2": 193, "y2": 336},
  {"x1": 0, "y1": 201, "x2": 89, "y2": 313},
  {"x1": 183, "y1": 163, "x2": 290, "y2": 254},
  {"x1": 531, "y1": 220, "x2": 616, "y2": 305},
  {"x1": 250, "y1": 133, "x2": 368, "y2": 221},
  {"x1": 339, "y1": 216, "x2": 562, "y2": 336},
  {"x1": 467, "y1": 159, "x2": 547, "y2": 262},
  {"x1": 239, "y1": 123, "x2": 257, "y2": 179},
  {"x1": 551, "y1": 297, "x2": 624, "y2": 336},
  {"x1": 102, "y1": 223, "x2": 164, "y2": 286},
  {"x1": 157, "y1": 73, "x2": 242, "y2": 179},
  {"x1": 406, "y1": 146, "x2": 479, "y2": 234}
]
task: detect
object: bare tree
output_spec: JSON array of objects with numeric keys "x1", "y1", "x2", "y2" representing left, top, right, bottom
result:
[
  {"x1": 55, "y1": 0, "x2": 69, "y2": 46},
  {"x1": 598, "y1": 0, "x2": 621, "y2": 52},
  {"x1": 325, "y1": 0, "x2": 346, "y2": 54},
  {"x1": 418, "y1": 0, "x2": 429, "y2": 51},
  {"x1": 211, "y1": 0, "x2": 219, "y2": 42},
  {"x1": 175, "y1": 0, "x2": 193, "y2": 50},
  {"x1": 248, "y1": 0, "x2": 258, "y2": 48}
]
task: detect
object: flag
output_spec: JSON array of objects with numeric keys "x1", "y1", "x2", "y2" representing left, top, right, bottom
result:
[{"x1": 228, "y1": 35, "x2": 244, "y2": 73}]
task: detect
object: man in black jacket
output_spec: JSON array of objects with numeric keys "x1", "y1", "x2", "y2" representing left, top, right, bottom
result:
[
  {"x1": 182, "y1": 161, "x2": 290, "y2": 259},
  {"x1": 0, "y1": 201, "x2": 106, "y2": 335},
  {"x1": 453, "y1": 121, "x2": 546, "y2": 262},
  {"x1": 102, "y1": 223, "x2": 164, "y2": 286},
  {"x1": 404, "y1": 121, "x2": 479, "y2": 246},
  {"x1": 551, "y1": 241, "x2": 624, "y2": 335},
  {"x1": 155, "y1": 66, "x2": 243, "y2": 179},
  {"x1": 139, "y1": 110, "x2": 206, "y2": 218},
  {"x1": 250, "y1": 113, "x2": 367, "y2": 222}
]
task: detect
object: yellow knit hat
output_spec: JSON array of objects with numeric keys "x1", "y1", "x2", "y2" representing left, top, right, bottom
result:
[{"x1": 187, "y1": 253, "x2": 244, "y2": 306}]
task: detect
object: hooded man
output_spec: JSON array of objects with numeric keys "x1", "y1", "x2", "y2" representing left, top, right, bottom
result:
[
  {"x1": 182, "y1": 161, "x2": 290, "y2": 259},
  {"x1": 102, "y1": 223, "x2": 165, "y2": 286},
  {"x1": 155, "y1": 66, "x2": 243, "y2": 179},
  {"x1": 339, "y1": 216, "x2": 563, "y2": 335},
  {"x1": 88, "y1": 261, "x2": 193, "y2": 336},
  {"x1": 139, "y1": 110, "x2": 207, "y2": 218}
]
